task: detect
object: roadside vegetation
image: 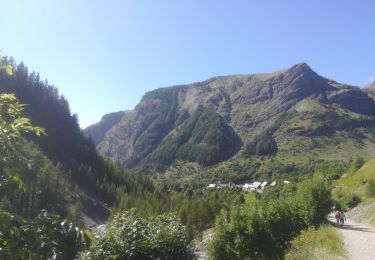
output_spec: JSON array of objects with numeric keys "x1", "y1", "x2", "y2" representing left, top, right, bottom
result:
[
  {"x1": 207, "y1": 175, "x2": 334, "y2": 259},
  {"x1": 332, "y1": 158, "x2": 375, "y2": 226},
  {"x1": 285, "y1": 225, "x2": 346, "y2": 260},
  {"x1": 332, "y1": 158, "x2": 374, "y2": 210}
]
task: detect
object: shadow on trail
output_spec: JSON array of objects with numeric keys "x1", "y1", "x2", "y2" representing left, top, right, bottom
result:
[
  {"x1": 329, "y1": 221, "x2": 375, "y2": 233},
  {"x1": 337, "y1": 224, "x2": 375, "y2": 233},
  {"x1": 327, "y1": 216, "x2": 375, "y2": 233}
]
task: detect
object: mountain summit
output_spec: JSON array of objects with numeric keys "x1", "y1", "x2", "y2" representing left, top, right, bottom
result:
[{"x1": 85, "y1": 63, "x2": 375, "y2": 171}]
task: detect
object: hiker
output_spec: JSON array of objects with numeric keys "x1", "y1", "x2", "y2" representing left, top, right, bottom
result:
[
  {"x1": 335, "y1": 211, "x2": 341, "y2": 225},
  {"x1": 340, "y1": 211, "x2": 346, "y2": 225}
]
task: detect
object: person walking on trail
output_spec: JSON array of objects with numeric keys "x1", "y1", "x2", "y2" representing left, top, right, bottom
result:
[
  {"x1": 335, "y1": 211, "x2": 341, "y2": 225},
  {"x1": 340, "y1": 211, "x2": 346, "y2": 225}
]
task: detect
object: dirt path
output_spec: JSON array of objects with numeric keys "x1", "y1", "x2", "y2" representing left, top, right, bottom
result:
[{"x1": 335, "y1": 218, "x2": 375, "y2": 260}]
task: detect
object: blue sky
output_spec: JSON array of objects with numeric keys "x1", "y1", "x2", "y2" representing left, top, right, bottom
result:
[{"x1": 1, "y1": 0, "x2": 374, "y2": 127}]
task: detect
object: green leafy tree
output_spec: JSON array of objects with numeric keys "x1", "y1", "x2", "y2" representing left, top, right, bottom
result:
[
  {"x1": 0, "y1": 210, "x2": 90, "y2": 259},
  {"x1": 81, "y1": 210, "x2": 194, "y2": 259},
  {"x1": 0, "y1": 74, "x2": 45, "y2": 190},
  {"x1": 208, "y1": 177, "x2": 332, "y2": 259}
]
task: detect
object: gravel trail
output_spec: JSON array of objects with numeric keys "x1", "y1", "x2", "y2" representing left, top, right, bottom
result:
[{"x1": 337, "y1": 219, "x2": 375, "y2": 260}]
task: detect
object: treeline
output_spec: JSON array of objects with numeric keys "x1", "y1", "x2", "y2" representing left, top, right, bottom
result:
[
  {"x1": 0, "y1": 57, "x2": 128, "y2": 203},
  {"x1": 143, "y1": 106, "x2": 240, "y2": 170},
  {"x1": 0, "y1": 141, "x2": 69, "y2": 219},
  {"x1": 113, "y1": 186, "x2": 244, "y2": 240},
  {"x1": 0, "y1": 90, "x2": 88, "y2": 259},
  {"x1": 0, "y1": 58, "x2": 159, "y2": 258},
  {"x1": 156, "y1": 157, "x2": 347, "y2": 193},
  {"x1": 124, "y1": 87, "x2": 182, "y2": 168},
  {"x1": 244, "y1": 128, "x2": 277, "y2": 156}
]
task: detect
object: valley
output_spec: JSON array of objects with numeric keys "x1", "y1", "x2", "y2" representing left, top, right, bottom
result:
[{"x1": 1, "y1": 56, "x2": 375, "y2": 259}]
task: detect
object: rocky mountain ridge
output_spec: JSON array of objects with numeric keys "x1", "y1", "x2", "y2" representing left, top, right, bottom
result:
[{"x1": 85, "y1": 63, "x2": 375, "y2": 171}]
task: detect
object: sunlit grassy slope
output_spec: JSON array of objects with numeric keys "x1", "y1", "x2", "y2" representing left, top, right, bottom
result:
[
  {"x1": 333, "y1": 158, "x2": 375, "y2": 226},
  {"x1": 285, "y1": 225, "x2": 346, "y2": 260},
  {"x1": 334, "y1": 158, "x2": 375, "y2": 200}
]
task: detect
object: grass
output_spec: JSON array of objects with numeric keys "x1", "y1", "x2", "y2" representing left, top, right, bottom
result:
[
  {"x1": 285, "y1": 225, "x2": 347, "y2": 260},
  {"x1": 333, "y1": 158, "x2": 375, "y2": 201},
  {"x1": 276, "y1": 132, "x2": 371, "y2": 165},
  {"x1": 332, "y1": 158, "x2": 375, "y2": 226},
  {"x1": 347, "y1": 199, "x2": 375, "y2": 226}
]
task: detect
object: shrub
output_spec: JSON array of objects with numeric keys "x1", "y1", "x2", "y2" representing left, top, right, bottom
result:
[
  {"x1": 0, "y1": 211, "x2": 89, "y2": 260},
  {"x1": 81, "y1": 210, "x2": 194, "y2": 260},
  {"x1": 348, "y1": 157, "x2": 365, "y2": 174},
  {"x1": 336, "y1": 194, "x2": 361, "y2": 210},
  {"x1": 208, "y1": 177, "x2": 332, "y2": 259},
  {"x1": 285, "y1": 225, "x2": 345, "y2": 260},
  {"x1": 366, "y1": 179, "x2": 375, "y2": 198}
]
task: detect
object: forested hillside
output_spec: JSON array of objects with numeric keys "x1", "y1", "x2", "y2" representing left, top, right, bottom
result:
[
  {"x1": 87, "y1": 63, "x2": 375, "y2": 172},
  {"x1": 0, "y1": 57, "x2": 132, "y2": 203}
]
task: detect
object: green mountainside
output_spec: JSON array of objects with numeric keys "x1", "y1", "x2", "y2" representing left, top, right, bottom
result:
[
  {"x1": 0, "y1": 62, "x2": 112, "y2": 199},
  {"x1": 86, "y1": 63, "x2": 375, "y2": 171},
  {"x1": 0, "y1": 59, "x2": 155, "y2": 224}
]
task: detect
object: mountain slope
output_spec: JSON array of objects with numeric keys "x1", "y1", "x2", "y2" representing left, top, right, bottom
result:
[
  {"x1": 365, "y1": 82, "x2": 375, "y2": 99},
  {"x1": 86, "y1": 63, "x2": 375, "y2": 171},
  {"x1": 84, "y1": 111, "x2": 126, "y2": 145},
  {"x1": 0, "y1": 60, "x2": 131, "y2": 204}
]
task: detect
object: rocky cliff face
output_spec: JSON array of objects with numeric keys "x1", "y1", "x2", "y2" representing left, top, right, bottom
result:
[
  {"x1": 84, "y1": 111, "x2": 126, "y2": 145},
  {"x1": 85, "y1": 63, "x2": 375, "y2": 170}
]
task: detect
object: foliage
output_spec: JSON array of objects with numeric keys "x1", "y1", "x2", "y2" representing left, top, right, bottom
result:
[
  {"x1": 208, "y1": 176, "x2": 332, "y2": 259},
  {"x1": 345, "y1": 199, "x2": 375, "y2": 226},
  {"x1": 123, "y1": 88, "x2": 181, "y2": 168},
  {"x1": 0, "y1": 210, "x2": 90, "y2": 260},
  {"x1": 348, "y1": 157, "x2": 365, "y2": 174},
  {"x1": 244, "y1": 128, "x2": 277, "y2": 156},
  {"x1": 80, "y1": 210, "x2": 194, "y2": 260},
  {"x1": 0, "y1": 58, "x2": 124, "y2": 204},
  {"x1": 0, "y1": 60, "x2": 90, "y2": 259},
  {"x1": 332, "y1": 158, "x2": 375, "y2": 209},
  {"x1": 334, "y1": 193, "x2": 361, "y2": 210},
  {"x1": 0, "y1": 93, "x2": 45, "y2": 189},
  {"x1": 143, "y1": 107, "x2": 240, "y2": 170},
  {"x1": 113, "y1": 187, "x2": 244, "y2": 241},
  {"x1": 366, "y1": 179, "x2": 375, "y2": 198},
  {"x1": 285, "y1": 225, "x2": 346, "y2": 260},
  {"x1": 1, "y1": 142, "x2": 70, "y2": 218},
  {"x1": 157, "y1": 157, "x2": 347, "y2": 194}
]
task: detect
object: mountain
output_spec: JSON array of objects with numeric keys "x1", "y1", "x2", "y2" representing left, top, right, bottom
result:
[
  {"x1": 86, "y1": 63, "x2": 375, "y2": 171},
  {"x1": 365, "y1": 82, "x2": 375, "y2": 99},
  {"x1": 84, "y1": 111, "x2": 126, "y2": 145}
]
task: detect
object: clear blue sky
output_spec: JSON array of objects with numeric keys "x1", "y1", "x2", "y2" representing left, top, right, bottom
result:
[{"x1": 1, "y1": 0, "x2": 374, "y2": 127}]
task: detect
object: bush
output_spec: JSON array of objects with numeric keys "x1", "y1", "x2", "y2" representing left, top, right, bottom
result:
[
  {"x1": 285, "y1": 225, "x2": 345, "y2": 260},
  {"x1": 208, "y1": 177, "x2": 332, "y2": 259},
  {"x1": 348, "y1": 157, "x2": 365, "y2": 174},
  {"x1": 81, "y1": 210, "x2": 194, "y2": 260},
  {"x1": 0, "y1": 211, "x2": 89, "y2": 260},
  {"x1": 366, "y1": 179, "x2": 375, "y2": 198},
  {"x1": 336, "y1": 193, "x2": 361, "y2": 210}
]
